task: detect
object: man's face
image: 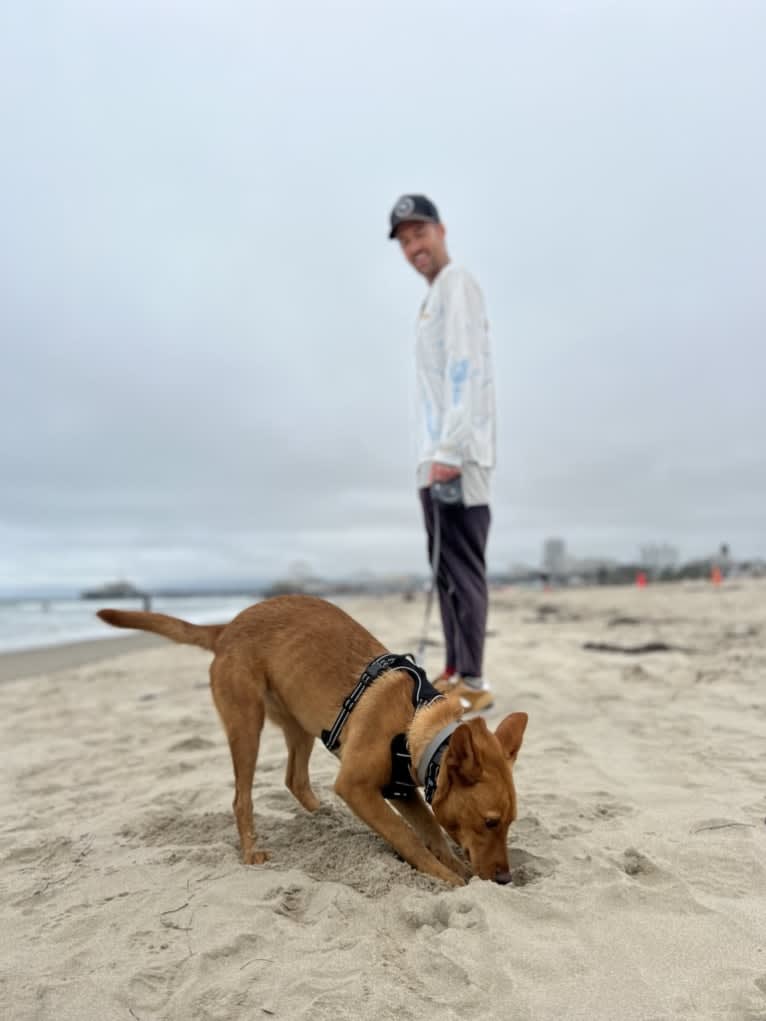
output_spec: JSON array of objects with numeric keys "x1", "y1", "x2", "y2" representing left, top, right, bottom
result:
[{"x1": 395, "y1": 220, "x2": 448, "y2": 282}]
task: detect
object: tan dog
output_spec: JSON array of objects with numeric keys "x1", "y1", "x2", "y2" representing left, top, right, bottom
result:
[{"x1": 98, "y1": 595, "x2": 527, "y2": 886}]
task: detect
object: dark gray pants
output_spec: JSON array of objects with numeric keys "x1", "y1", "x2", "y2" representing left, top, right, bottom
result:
[{"x1": 419, "y1": 488, "x2": 491, "y2": 679}]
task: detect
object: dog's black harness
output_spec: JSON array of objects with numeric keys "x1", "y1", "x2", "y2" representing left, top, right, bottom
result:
[{"x1": 320, "y1": 653, "x2": 444, "y2": 802}]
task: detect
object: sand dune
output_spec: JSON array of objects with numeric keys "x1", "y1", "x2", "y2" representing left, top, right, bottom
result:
[{"x1": 1, "y1": 581, "x2": 765, "y2": 1020}]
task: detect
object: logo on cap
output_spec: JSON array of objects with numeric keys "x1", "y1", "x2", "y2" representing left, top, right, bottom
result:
[{"x1": 394, "y1": 196, "x2": 415, "y2": 218}]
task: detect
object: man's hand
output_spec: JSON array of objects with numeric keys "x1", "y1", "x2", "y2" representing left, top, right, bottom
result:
[{"x1": 429, "y1": 462, "x2": 462, "y2": 484}]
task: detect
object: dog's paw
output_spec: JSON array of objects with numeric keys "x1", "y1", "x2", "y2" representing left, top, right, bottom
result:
[
  {"x1": 429, "y1": 843, "x2": 471, "y2": 880},
  {"x1": 437, "y1": 851, "x2": 471, "y2": 880},
  {"x1": 243, "y1": 849, "x2": 270, "y2": 865},
  {"x1": 442, "y1": 868, "x2": 466, "y2": 887},
  {"x1": 428, "y1": 854, "x2": 467, "y2": 886}
]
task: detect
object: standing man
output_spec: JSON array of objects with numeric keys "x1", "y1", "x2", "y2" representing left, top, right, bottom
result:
[{"x1": 389, "y1": 194, "x2": 496, "y2": 712}]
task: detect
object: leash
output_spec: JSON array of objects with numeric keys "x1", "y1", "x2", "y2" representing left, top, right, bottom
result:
[
  {"x1": 416, "y1": 476, "x2": 461, "y2": 665},
  {"x1": 416, "y1": 498, "x2": 441, "y2": 666}
]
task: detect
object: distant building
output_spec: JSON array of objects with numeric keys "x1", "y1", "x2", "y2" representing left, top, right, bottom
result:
[
  {"x1": 716, "y1": 543, "x2": 732, "y2": 576},
  {"x1": 570, "y1": 555, "x2": 619, "y2": 575},
  {"x1": 542, "y1": 538, "x2": 567, "y2": 579},
  {"x1": 738, "y1": 558, "x2": 765, "y2": 578},
  {"x1": 639, "y1": 544, "x2": 680, "y2": 575}
]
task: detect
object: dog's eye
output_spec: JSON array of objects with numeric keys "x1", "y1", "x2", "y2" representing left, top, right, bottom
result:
[{"x1": 485, "y1": 817, "x2": 500, "y2": 830}]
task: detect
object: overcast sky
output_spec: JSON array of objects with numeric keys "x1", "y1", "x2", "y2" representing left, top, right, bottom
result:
[{"x1": 2, "y1": 1, "x2": 765, "y2": 592}]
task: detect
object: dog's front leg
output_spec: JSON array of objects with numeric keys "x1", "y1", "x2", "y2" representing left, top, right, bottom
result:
[
  {"x1": 394, "y1": 792, "x2": 471, "y2": 880},
  {"x1": 335, "y1": 775, "x2": 464, "y2": 886}
]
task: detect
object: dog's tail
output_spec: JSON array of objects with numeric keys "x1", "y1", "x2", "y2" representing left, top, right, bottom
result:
[{"x1": 97, "y1": 608, "x2": 225, "y2": 652}]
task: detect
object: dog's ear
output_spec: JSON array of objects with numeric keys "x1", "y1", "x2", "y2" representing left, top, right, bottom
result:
[
  {"x1": 446, "y1": 723, "x2": 483, "y2": 785},
  {"x1": 494, "y1": 712, "x2": 528, "y2": 764}
]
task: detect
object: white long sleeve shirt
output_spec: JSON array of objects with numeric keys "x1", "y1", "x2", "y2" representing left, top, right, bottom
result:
[{"x1": 415, "y1": 263, "x2": 496, "y2": 499}]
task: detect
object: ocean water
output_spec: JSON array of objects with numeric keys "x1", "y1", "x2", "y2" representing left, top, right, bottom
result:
[{"x1": 0, "y1": 595, "x2": 259, "y2": 654}]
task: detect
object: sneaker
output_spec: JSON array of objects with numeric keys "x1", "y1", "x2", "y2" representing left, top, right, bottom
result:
[
  {"x1": 449, "y1": 678, "x2": 494, "y2": 713},
  {"x1": 433, "y1": 668, "x2": 458, "y2": 693}
]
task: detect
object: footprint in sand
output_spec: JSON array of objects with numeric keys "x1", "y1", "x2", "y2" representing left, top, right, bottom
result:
[
  {"x1": 4, "y1": 835, "x2": 78, "y2": 868},
  {"x1": 403, "y1": 895, "x2": 487, "y2": 933},
  {"x1": 268, "y1": 883, "x2": 309, "y2": 921},
  {"x1": 168, "y1": 735, "x2": 216, "y2": 753},
  {"x1": 620, "y1": 847, "x2": 660, "y2": 879},
  {"x1": 579, "y1": 795, "x2": 634, "y2": 823},
  {"x1": 127, "y1": 964, "x2": 174, "y2": 1013}
]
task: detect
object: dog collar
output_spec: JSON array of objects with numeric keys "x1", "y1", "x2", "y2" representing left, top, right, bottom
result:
[{"x1": 417, "y1": 721, "x2": 460, "y2": 804}]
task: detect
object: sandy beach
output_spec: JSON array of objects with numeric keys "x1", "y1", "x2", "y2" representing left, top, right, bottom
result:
[{"x1": 1, "y1": 581, "x2": 764, "y2": 1020}]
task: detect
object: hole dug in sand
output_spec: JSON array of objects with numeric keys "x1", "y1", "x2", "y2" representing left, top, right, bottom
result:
[{"x1": 508, "y1": 847, "x2": 556, "y2": 886}]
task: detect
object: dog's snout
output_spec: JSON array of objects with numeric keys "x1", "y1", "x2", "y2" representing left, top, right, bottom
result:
[{"x1": 494, "y1": 869, "x2": 513, "y2": 885}]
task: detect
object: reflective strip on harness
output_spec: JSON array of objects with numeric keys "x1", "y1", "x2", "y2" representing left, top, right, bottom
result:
[{"x1": 320, "y1": 652, "x2": 442, "y2": 753}]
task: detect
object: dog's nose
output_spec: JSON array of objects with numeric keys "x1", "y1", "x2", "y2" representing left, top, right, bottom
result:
[{"x1": 494, "y1": 869, "x2": 513, "y2": 885}]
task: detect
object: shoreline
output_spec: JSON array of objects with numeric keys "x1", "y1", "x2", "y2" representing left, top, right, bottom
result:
[{"x1": 0, "y1": 632, "x2": 167, "y2": 684}]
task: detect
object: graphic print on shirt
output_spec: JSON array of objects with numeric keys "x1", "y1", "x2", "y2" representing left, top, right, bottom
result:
[{"x1": 449, "y1": 358, "x2": 469, "y2": 405}]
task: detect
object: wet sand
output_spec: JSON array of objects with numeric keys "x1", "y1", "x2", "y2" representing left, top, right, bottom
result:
[{"x1": 0, "y1": 632, "x2": 165, "y2": 684}]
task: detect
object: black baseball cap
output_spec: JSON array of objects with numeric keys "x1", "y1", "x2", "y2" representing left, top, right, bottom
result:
[{"x1": 388, "y1": 194, "x2": 441, "y2": 239}]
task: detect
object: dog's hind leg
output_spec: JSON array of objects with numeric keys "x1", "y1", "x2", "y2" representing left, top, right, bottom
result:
[
  {"x1": 282, "y1": 719, "x2": 320, "y2": 812},
  {"x1": 210, "y1": 656, "x2": 267, "y2": 865}
]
